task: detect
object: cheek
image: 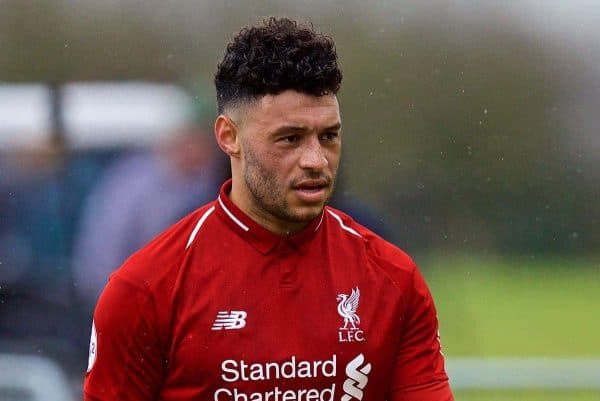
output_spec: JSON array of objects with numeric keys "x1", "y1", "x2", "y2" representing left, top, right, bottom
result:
[
  {"x1": 246, "y1": 148, "x2": 285, "y2": 180},
  {"x1": 326, "y1": 150, "x2": 341, "y2": 170},
  {"x1": 265, "y1": 150, "x2": 297, "y2": 173}
]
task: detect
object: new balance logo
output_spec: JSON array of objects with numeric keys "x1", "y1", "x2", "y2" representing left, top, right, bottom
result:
[
  {"x1": 211, "y1": 311, "x2": 247, "y2": 330},
  {"x1": 342, "y1": 353, "x2": 371, "y2": 401}
]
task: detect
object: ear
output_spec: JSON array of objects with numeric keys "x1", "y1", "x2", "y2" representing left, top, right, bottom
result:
[{"x1": 214, "y1": 115, "x2": 241, "y2": 158}]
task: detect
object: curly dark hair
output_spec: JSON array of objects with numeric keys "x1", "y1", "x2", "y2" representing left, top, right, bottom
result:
[{"x1": 214, "y1": 17, "x2": 342, "y2": 113}]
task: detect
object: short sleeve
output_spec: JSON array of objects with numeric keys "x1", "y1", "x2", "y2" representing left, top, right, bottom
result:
[
  {"x1": 389, "y1": 267, "x2": 454, "y2": 401},
  {"x1": 84, "y1": 275, "x2": 165, "y2": 401}
]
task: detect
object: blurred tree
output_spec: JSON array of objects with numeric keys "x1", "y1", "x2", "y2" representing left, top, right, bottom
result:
[{"x1": 0, "y1": 0, "x2": 596, "y2": 254}]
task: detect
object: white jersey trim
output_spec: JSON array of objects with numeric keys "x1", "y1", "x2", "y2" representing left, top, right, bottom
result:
[
  {"x1": 186, "y1": 206, "x2": 216, "y2": 249},
  {"x1": 327, "y1": 209, "x2": 362, "y2": 238},
  {"x1": 314, "y1": 211, "x2": 325, "y2": 232},
  {"x1": 218, "y1": 196, "x2": 250, "y2": 232}
]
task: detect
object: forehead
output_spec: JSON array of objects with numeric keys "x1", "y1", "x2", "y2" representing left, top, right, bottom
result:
[{"x1": 243, "y1": 90, "x2": 340, "y2": 130}]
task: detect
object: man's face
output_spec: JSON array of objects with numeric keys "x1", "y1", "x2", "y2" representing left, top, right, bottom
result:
[{"x1": 234, "y1": 90, "x2": 342, "y2": 233}]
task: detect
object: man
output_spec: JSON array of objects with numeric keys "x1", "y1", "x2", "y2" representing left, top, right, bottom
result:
[{"x1": 84, "y1": 17, "x2": 454, "y2": 401}]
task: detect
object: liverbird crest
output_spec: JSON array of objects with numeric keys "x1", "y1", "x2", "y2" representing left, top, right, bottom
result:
[{"x1": 337, "y1": 287, "x2": 361, "y2": 330}]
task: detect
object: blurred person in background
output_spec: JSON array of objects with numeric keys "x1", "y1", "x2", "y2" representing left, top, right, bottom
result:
[
  {"x1": 83, "y1": 17, "x2": 453, "y2": 401},
  {"x1": 71, "y1": 122, "x2": 223, "y2": 311},
  {"x1": 0, "y1": 135, "x2": 91, "y2": 368},
  {"x1": 329, "y1": 177, "x2": 389, "y2": 239}
]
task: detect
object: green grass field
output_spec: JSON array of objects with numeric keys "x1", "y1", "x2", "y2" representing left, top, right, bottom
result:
[
  {"x1": 421, "y1": 253, "x2": 600, "y2": 357},
  {"x1": 417, "y1": 253, "x2": 600, "y2": 400}
]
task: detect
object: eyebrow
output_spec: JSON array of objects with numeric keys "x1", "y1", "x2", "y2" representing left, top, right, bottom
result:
[{"x1": 271, "y1": 122, "x2": 342, "y2": 136}]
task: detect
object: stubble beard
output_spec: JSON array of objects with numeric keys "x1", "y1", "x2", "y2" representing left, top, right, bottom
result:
[{"x1": 243, "y1": 146, "x2": 336, "y2": 225}]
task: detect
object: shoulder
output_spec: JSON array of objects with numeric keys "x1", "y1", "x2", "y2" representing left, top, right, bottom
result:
[
  {"x1": 111, "y1": 201, "x2": 218, "y2": 290},
  {"x1": 325, "y1": 206, "x2": 417, "y2": 285}
]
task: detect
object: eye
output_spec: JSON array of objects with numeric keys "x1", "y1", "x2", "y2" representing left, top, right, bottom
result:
[
  {"x1": 278, "y1": 134, "x2": 300, "y2": 143},
  {"x1": 320, "y1": 131, "x2": 339, "y2": 141}
]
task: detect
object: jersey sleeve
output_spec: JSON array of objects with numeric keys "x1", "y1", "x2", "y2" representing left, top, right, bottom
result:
[
  {"x1": 389, "y1": 266, "x2": 454, "y2": 401},
  {"x1": 84, "y1": 274, "x2": 165, "y2": 401}
]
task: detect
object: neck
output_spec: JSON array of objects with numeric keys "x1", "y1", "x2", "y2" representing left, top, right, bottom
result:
[{"x1": 229, "y1": 178, "x2": 308, "y2": 236}]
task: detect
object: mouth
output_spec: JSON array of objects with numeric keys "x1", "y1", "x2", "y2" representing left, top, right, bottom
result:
[
  {"x1": 292, "y1": 179, "x2": 330, "y2": 202},
  {"x1": 294, "y1": 179, "x2": 329, "y2": 192}
]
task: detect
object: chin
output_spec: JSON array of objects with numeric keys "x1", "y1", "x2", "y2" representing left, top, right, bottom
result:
[{"x1": 292, "y1": 205, "x2": 325, "y2": 222}]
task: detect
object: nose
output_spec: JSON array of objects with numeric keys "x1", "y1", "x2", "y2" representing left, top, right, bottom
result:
[{"x1": 299, "y1": 136, "x2": 328, "y2": 170}]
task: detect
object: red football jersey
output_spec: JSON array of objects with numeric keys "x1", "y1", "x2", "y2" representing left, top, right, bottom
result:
[{"x1": 84, "y1": 180, "x2": 453, "y2": 401}]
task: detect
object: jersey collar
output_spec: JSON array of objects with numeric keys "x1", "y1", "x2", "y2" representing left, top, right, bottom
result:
[{"x1": 215, "y1": 179, "x2": 325, "y2": 254}]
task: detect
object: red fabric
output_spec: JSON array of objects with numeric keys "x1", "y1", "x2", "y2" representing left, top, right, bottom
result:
[{"x1": 84, "y1": 180, "x2": 453, "y2": 401}]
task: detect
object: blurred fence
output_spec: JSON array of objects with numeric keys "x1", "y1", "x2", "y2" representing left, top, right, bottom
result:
[
  {"x1": 0, "y1": 82, "x2": 194, "y2": 149},
  {"x1": 448, "y1": 358, "x2": 600, "y2": 390},
  {"x1": 0, "y1": 353, "x2": 75, "y2": 401}
]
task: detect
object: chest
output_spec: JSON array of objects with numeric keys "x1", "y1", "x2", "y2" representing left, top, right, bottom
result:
[{"x1": 161, "y1": 243, "x2": 404, "y2": 400}]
